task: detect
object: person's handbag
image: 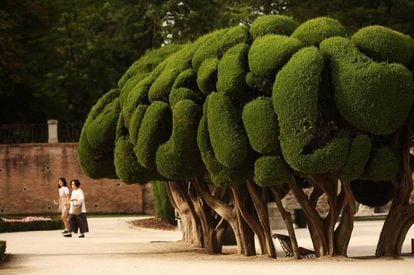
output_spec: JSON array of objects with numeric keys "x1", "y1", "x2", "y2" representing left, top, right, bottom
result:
[{"x1": 72, "y1": 203, "x2": 82, "y2": 215}]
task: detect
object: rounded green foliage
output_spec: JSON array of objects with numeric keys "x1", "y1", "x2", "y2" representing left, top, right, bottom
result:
[
  {"x1": 217, "y1": 43, "x2": 249, "y2": 99},
  {"x1": 122, "y1": 67, "x2": 163, "y2": 128},
  {"x1": 192, "y1": 26, "x2": 250, "y2": 72},
  {"x1": 361, "y1": 145, "x2": 399, "y2": 181},
  {"x1": 248, "y1": 34, "x2": 303, "y2": 78},
  {"x1": 291, "y1": 17, "x2": 347, "y2": 46},
  {"x1": 118, "y1": 44, "x2": 182, "y2": 105},
  {"x1": 254, "y1": 156, "x2": 291, "y2": 187},
  {"x1": 135, "y1": 101, "x2": 172, "y2": 170},
  {"x1": 245, "y1": 72, "x2": 273, "y2": 95},
  {"x1": 114, "y1": 136, "x2": 151, "y2": 183},
  {"x1": 207, "y1": 92, "x2": 251, "y2": 168},
  {"x1": 250, "y1": 15, "x2": 299, "y2": 39},
  {"x1": 351, "y1": 180, "x2": 394, "y2": 207},
  {"x1": 351, "y1": 25, "x2": 413, "y2": 66},
  {"x1": 320, "y1": 37, "x2": 414, "y2": 135},
  {"x1": 197, "y1": 116, "x2": 252, "y2": 187},
  {"x1": 156, "y1": 100, "x2": 204, "y2": 179},
  {"x1": 169, "y1": 87, "x2": 203, "y2": 109},
  {"x1": 341, "y1": 134, "x2": 372, "y2": 180},
  {"x1": 148, "y1": 44, "x2": 197, "y2": 102},
  {"x1": 172, "y1": 69, "x2": 198, "y2": 90},
  {"x1": 197, "y1": 57, "x2": 218, "y2": 95},
  {"x1": 78, "y1": 89, "x2": 120, "y2": 179},
  {"x1": 128, "y1": 105, "x2": 147, "y2": 145},
  {"x1": 273, "y1": 47, "x2": 351, "y2": 173},
  {"x1": 242, "y1": 97, "x2": 280, "y2": 154},
  {"x1": 118, "y1": 44, "x2": 182, "y2": 90}
]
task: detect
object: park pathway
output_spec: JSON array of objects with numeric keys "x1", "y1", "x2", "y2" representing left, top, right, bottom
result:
[{"x1": 1, "y1": 217, "x2": 414, "y2": 274}]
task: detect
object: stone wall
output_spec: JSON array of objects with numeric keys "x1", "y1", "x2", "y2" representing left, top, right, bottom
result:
[{"x1": 0, "y1": 143, "x2": 154, "y2": 216}]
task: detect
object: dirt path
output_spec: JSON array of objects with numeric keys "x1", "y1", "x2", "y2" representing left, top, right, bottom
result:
[{"x1": 0, "y1": 217, "x2": 413, "y2": 274}]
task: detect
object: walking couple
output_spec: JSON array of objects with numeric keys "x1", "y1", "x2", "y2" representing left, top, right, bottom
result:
[{"x1": 57, "y1": 178, "x2": 89, "y2": 238}]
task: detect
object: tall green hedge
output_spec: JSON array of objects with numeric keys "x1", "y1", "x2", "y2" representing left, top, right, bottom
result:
[{"x1": 250, "y1": 15, "x2": 299, "y2": 39}]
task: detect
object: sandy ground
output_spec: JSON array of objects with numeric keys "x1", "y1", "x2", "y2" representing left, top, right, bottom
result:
[{"x1": 1, "y1": 217, "x2": 414, "y2": 275}]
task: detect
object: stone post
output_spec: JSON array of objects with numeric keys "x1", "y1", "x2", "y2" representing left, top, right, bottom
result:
[{"x1": 47, "y1": 119, "x2": 58, "y2": 143}]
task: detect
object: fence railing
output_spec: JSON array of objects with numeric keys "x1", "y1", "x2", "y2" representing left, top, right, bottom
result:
[{"x1": 0, "y1": 122, "x2": 83, "y2": 144}]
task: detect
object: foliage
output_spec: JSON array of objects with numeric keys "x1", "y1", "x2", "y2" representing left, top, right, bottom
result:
[
  {"x1": 152, "y1": 181, "x2": 175, "y2": 224},
  {"x1": 0, "y1": 219, "x2": 63, "y2": 233}
]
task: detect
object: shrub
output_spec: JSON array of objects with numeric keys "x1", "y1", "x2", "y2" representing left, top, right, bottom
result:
[
  {"x1": 361, "y1": 145, "x2": 399, "y2": 181},
  {"x1": 135, "y1": 101, "x2": 172, "y2": 170},
  {"x1": 192, "y1": 26, "x2": 250, "y2": 72},
  {"x1": 254, "y1": 156, "x2": 291, "y2": 188},
  {"x1": 250, "y1": 15, "x2": 299, "y2": 39},
  {"x1": 0, "y1": 240, "x2": 5, "y2": 256},
  {"x1": 152, "y1": 181, "x2": 175, "y2": 224},
  {"x1": 351, "y1": 180, "x2": 394, "y2": 207},
  {"x1": 156, "y1": 100, "x2": 204, "y2": 179},
  {"x1": 320, "y1": 37, "x2": 414, "y2": 135},
  {"x1": 351, "y1": 25, "x2": 413, "y2": 66},
  {"x1": 207, "y1": 92, "x2": 251, "y2": 168},
  {"x1": 341, "y1": 134, "x2": 372, "y2": 180},
  {"x1": 197, "y1": 116, "x2": 252, "y2": 187},
  {"x1": 273, "y1": 47, "x2": 350, "y2": 173},
  {"x1": 0, "y1": 219, "x2": 63, "y2": 233},
  {"x1": 291, "y1": 17, "x2": 347, "y2": 46},
  {"x1": 197, "y1": 57, "x2": 218, "y2": 95},
  {"x1": 242, "y1": 97, "x2": 280, "y2": 155},
  {"x1": 77, "y1": 89, "x2": 120, "y2": 179},
  {"x1": 248, "y1": 34, "x2": 303, "y2": 78},
  {"x1": 128, "y1": 105, "x2": 148, "y2": 145},
  {"x1": 118, "y1": 44, "x2": 182, "y2": 105}
]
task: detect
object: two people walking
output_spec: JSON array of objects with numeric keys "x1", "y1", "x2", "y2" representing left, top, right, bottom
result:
[{"x1": 57, "y1": 178, "x2": 89, "y2": 238}]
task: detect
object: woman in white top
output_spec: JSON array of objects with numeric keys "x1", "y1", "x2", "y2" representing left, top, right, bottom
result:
[
  {"x1": 56, "y1": 177, "x2": 70, "y2": 234},
  {"x1": 63, "y1": 179, "x2": 89, "y2": 238}
]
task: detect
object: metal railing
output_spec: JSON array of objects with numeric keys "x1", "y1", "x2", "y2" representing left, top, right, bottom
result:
[{"x1": 0, "y1": 122, "x2": 83, "y2": 144}]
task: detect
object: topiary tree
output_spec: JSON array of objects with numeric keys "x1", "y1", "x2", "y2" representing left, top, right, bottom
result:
[{"x1": 78, "y1": 14, "x2": 414, "y2": 259}]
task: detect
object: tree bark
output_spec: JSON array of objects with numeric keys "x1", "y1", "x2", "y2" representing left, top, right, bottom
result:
[
  {"x1": 247, "y1": 180, "x2": 277, "y2": 258},
  {"x1": 166, "y1": 181, "x2": 203, "y2": 246},
  {"x1": 270, "y1": 186, "x2": 301, "y2": 259}
]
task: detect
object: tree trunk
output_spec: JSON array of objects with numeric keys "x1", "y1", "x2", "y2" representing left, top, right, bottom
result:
[
  {"x1": 376, "y1": 143, "x2": 414, "y2": 257},
  {"x1": 269, "y1": 186, "x2": 301, "y2": 259},
  {"x1": 334, "y1": 179, "x2": 356, "y2": 256},
  {"x1": 247, "y1": 180, "x2": 277, "y2": 258},
  {"x1": 194, "y1": 178, "x2": 254, "y2": 255},
  {"x1": 232, "y1": 185, "x2": 262, "y2": 256},
  {"x1": 166, "y1": 181, "x2": 203, "y2": 246},
  {"x1": 188, "y1": 179, "x2": 226, "y2": 254}
]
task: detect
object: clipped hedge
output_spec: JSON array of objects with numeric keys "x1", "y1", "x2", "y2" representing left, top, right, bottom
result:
[
  {"x1": 217, "y1": 43, "x2": 249, "y2": 99},
  {"x1": 273, "y1": 47, "x2": 350, "y2": 173},
  {"x1": 197, "y1": 116, "x2": 251, "y2": 187},
  {"x1": 351, "y1": 25, "x2": 413, "y2": 66},
  {"x1": 135, "y1": 101, "x2": 172, "y2": 170},
  {"x1": 207, "y1": 92, "x2": 251, "y2": 168},
  {"x1": 320, "y1": 37, "x2": 414, "y2": 135},
  {"x1": 248, "y1": 34, "x2": 303, "y2": 78},
  {"x1": 156, "y1": 100, "x2": 204, "y2": 180},
  {"x1": 192, "y1": 26, "x2": 250, "y2": 72},
  {"x1": 0, "y1": 219, "x2": 63, "y2": 233},
  {"x1": 341, "y1": 134, "x2": 372, "y2": 180},
  {"x1": 0, "y1": 240, "x2": 5, "y2": 256},
  {"x1": 291, "y1": 17, "x2": 347, "y2": 46},
  {"x1": 78, "y1": 89, "x2": 120, "y2": 179},
  {"x1": 197, "y1": 57, "x2": 218, "y2": 95},
  {"x1": 242, "y1": 97, "x2": 280, "y2": 155},
  {"x1": 361, "y1": 145, "x2": 399, "y2": 181},
  {"x1": 250, "y1": 15, "x2": 299, "y2": 39},
  {"x1": 254, "y1": 156, "x2": 291, "y2": 188}
]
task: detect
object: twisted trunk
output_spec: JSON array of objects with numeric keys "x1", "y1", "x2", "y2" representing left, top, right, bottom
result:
[{"x1": 247, "y1": 180, "x2": 277, "y2": 258}]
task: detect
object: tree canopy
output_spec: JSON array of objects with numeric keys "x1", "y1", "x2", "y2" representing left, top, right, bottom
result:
[{"x1": 78, "y1": 14, "x2": 414, "y2": 258}]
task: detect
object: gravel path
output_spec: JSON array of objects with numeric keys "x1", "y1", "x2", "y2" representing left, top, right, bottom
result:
[{"x1": 1, "y1": 217, "x2": 413, "y2": 274}]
